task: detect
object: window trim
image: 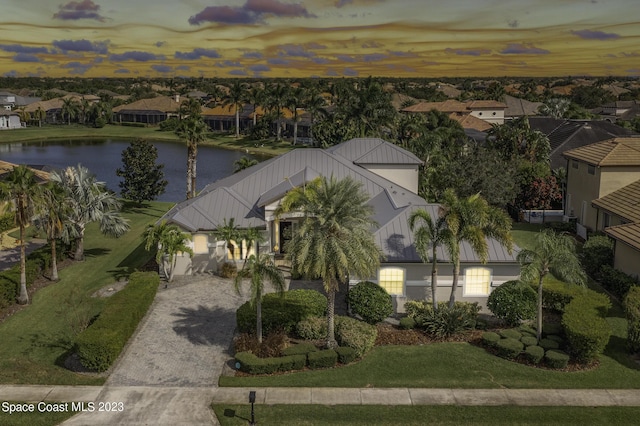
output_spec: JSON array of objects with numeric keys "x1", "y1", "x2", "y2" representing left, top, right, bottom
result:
[
  {"x1": 378, "y1": 267, "x2": 406, "y2": 296},
  {"x1": 463, "y1": 267, "x2": 492, "y2": 297},
  {"x1": 587, "y1": 164, "x2": 596, "y2": 175},
  {"x1": 192, "y1": 234, "x2": 209, "y2": 255}
]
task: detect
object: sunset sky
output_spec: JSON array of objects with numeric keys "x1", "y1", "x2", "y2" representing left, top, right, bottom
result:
[{"x1": 1, "y1": 0, "x2": 638, "y2": 78}]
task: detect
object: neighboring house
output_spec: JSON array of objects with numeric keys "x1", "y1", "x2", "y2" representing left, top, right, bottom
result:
[
  {"x1": 591, "y1": 180, "x2": 640, "y2": 278},
  {"x1": 593, "y1": 100, "x2": 640, "y2": 123},
  {"x1": 0, "y1": 161, "x2": 50, "y2": 182},
  {"x1": 529, "y1": 118, "x2": 638, "y2": 170},
  {"x1": 113, "y1": 95, "x2": 183, "y2": 124},
  {"x1": 160, "y1": 138, "x2": 520, "y2": 312},
  {"x1": 202, "y1": 104, "x2": 262, "y2": 133},
  {"x1": 0, "y1": 91, "x2": 41, "y2": 111},
  {"x1": 402, "y1": 99, "x2": 506, "y2": 130},
  {"x1": 503, "y1": 95, "x2": 543, "y2": 119},
  {"x1": 0, "y1": 111, "x2": 21, "y2": 130},
  {"x1": 563, "y1": 138, "x2": 640, "y2": 239}
]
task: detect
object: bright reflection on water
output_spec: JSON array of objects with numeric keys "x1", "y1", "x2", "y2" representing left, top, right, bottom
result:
[{"x1": 0, "y1": 139, "x2": 266, "y2": 202}]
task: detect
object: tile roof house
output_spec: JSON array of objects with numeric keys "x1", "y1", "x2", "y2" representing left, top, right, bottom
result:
[
  {"x1": 593, "y1": 100, "x2": 640, "y2": 122},
  {"x1": 113, "y1": 95, "x2": 184, "y2": 124},
  {"x1": 160, "y1": 138, "x2": 520, "y2": 311},
  {"x1": 529, "y1": 118, "x2": 638, "y2": 169},
  {"x1": 402, "y1": 99, "x2": 506, "y2": 133},
  {"x1": 503, "y1": 95, "x2": 543, "y2": 119}
]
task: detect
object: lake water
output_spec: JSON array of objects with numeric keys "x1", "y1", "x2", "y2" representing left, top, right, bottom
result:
[{"x1": 0, "y1": 139, "x2": 266, "y2": 202}]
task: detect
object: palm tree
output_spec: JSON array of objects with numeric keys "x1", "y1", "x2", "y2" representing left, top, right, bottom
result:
[
  {"x1": 304, "y1": 89, "x2": 327, "y2": 145},
  {"x1": 538, "y1": 98, "x2": 571, "y2": 119},
  {"x1": 234, "y1": 253, "x2": 285, "y2": 343},
  {"x1": 517, "y1": 229, "x2": 586, "y2": 342},
  {"x1": 143, "y1": 221, "x2": 193, "y2": 282},
  {"x1": 50, "y1": 165, "x2": 129, "y2": 261},
  {"x1": 246, "y1": 85, "x2": 265, "y2": 127},
  {"x1": 224, "y1": 81, "x2": 246, "y2": 138},
  {"x1": 61, "y1": 98, "x2": 79, "y2": 125},
  {"x1": 276, "y1": 176, "x2": 382, "y2": 348},
  {"x1": 175, "y1": 116, "x2": 208, "y2": 199},
  {"x1": 286, "y1": 87, "x2": 306, "y2": 145},
  {"x1": 213, "y1": 218, "x2": 241, "y2": 261},
  {"x1": 408, "y1": 208, "x2": 452, "y2": 310},
  {"x1": 233, "y1": 156, "x2": 258, "y2": 173},
  {"x1": 34, "y1": 106, "x2": 46, "y2": 127},
  {"x1": 441, "y1": 189, "x2": 513, "y2": 308},
  {"x1": 265, "y1": 83, "x2": 290, "y2": 141},
  {"x1": 33, "y1": 181, "x2": 68, "y2": 281},
  {"x1": 0, "y1": 165, "x2": 40, "y2": 304}
]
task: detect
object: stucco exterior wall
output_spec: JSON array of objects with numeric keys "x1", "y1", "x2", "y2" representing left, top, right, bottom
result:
[
  {"x1": 599, "y1": 167, "x2": 640, "y2": 198},
  {"x1": 469, "y1": 109, "x2": 504, "y2": 124},
  {"x1": 613, "y1": 242, "x2": 640, "y2": 279},
  {"x1": 360, "y1": 164, "x2": 419, "y2": 194},
  {"x1": 565, "y1": 159, "x2": 601, "y2": 231}
]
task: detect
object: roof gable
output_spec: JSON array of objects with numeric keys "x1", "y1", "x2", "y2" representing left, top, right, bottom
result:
[
  {"x1": 593, "y1": 179, "x2": 640, "y2": 223},
  {"x1": 326, "y1": 138, "x2": 422, "y2": 165},
  {"x1": 563, "y1": 137, "x2": 640, "y2": 166}
]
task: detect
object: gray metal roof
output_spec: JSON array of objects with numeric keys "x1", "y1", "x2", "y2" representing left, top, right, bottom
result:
[
  {"x1": 326, "y1": 138, "x2": 423, "y2": 165},
  {"x1": 162, "y1": 138, "x2": 517, "y2": 264}
]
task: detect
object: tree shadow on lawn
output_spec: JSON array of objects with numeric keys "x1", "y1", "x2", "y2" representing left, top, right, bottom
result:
[
  {"x1": 83, "y1": 248, "x2": 111, "y2": 258},
  {"x1": 107, "y1": 240, "x2": 151, "y2": 281},
  {"x1": 604, "y1": 335, "x2": 640, "y2": 370},
  {"x1": 120, "y1": 201, "x2": 167, "y2": 217},
  {"x1": 172, "y1": 305, "x2": 237, "y2": 351}
]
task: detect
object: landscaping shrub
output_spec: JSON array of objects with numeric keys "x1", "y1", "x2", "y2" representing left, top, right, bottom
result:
[
  {"x1": 524, "y1": 345, "x2": 545, "y2": 364},
  {"x1": 335, "y1": 346, "x2": 358, "y2": 364},
  {"x1": 295, "y1": 316, "x2": 327, "y2": 340},
  {"x1": 481, "y1": 332, "x2": 500, "y2": 347},
  {"x1": 545, "y1": 350, "x2": 570, "y2": 369},
  {"x1": 281, "y1": 342, "x2": 318, "y2": 357},
  {"x1": 625, "y1": 286, "x2": 640, "y2": 353},
  {"x1": 562, "y1": 290, "x2": 612, "y2": 363},
  {"x1": 518, "y1": 325, "x2": 537, "y2": 337},
  {"x1": 235, "y1": 351, "x2": 306, "y2": 374},
  {"x1": 495, "y1": 338, "x2": 524, "y2": 360},
  {"x1": 499, "y1": 329, "x2": 522, "y2": 340},
  {"x1": 335, "y1": 316, "x2": 377, "y2": 357},
  {"x1": 546, "y1": 335, "x2": 564, "y2": 344},
  {"x1": 545, "y1": 221, "x2": 575, "y2": 234},
  {"x1": 581, "y1": 236, "x2": 614, "y2": 279},
  {"x1": 219, "y1": 262, "x2": 237, "y2": 278},
  {"x1": 307, "y1": 349, "x2": 338, "y2": 369},
  {"x1": 159, "y1": 117, "x2": 180, "y2": 131},
  {"x1": 233, "y1": 332, "x2": 289, "y2": 358},
  {"x1": 0, "y1": 253, "x2": 45, "y2": 307},
  {"x1": 541, "y1": 281, "x2": 583, "y2": 312},
  {"x1": 600, "y1": 265, "x2": 638, "y2": 300},
  {"x1": 520, "y1": 336, "x2": 538, "y2": 347},
  {"x1": 75, "y1": 272, "x2": 159, "y2": 372},
  {"x1": 347, "y1": 281, "x2": 393, "y2": 324},
  {"x1": 487, "y1": 280, "x2": 537, "y2": 326},
  {"x1": 237, "y1": 289, "x2": 327, "y2": 335},
  {"x1": 0, "y1": 212, "x2": 15, "y2": 233},
  {"x1": 540, "y1": 322, "x2": 564, "y2": 337},
  {"x1": 538, "y1": 338, "x2": 560, "y2": 351},
  {"x1": 408, "y1": 301, "x2": 480, "y2": 338},
  {"x1": 399, "y1": 316, "x2": 416, "y2": 330}
]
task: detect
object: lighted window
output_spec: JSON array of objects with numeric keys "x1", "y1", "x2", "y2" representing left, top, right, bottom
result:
[
  {"x1": 464, "y1": 267, "x2": 492, "y2": 296},
  {"x1": 378, "y1": 267, "x2": 405, "y2": 296},
  {"x1": 193, "y1": 234, "x2": 209, "y2": 254}
]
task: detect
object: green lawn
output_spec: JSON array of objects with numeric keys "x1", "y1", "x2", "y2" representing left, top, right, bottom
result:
[
  {"x1": 0, "y1": 403, "x2": 74, "y2": 426},
  {"x1": 0, "y1": 124, "x2": 294, "y2": 157},
  {"x1": 212, "y1": 405, "x2": 640, "y2": 425},
  {"x1": 0, "y1": 201, "x2": 171, "y2": 385}
]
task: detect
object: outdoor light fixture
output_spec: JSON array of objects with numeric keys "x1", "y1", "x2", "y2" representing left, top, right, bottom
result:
[{"x1": 249, "y1": 391, "x2": 256, "y2": 425}]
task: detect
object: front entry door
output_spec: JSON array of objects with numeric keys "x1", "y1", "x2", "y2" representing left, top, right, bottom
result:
[{"x1": 279, "y1": 221, "x2": 292, "y2": 254}]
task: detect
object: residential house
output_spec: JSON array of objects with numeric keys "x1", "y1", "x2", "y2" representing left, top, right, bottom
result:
[
  {"x1": 563, "y1": 138, "x2": 640, "y2": 239},
  {"x1": 503, "y1": 95, "x2": 543, "y2": 119},
  {"x1": 113, "y1": 95, "x2": 183, "y2": 124},
  {"x1": 159, "y1": 138, "x2": 520, "y2": 312},
  {"x1": 0, "y1": 91, "x2": 41, "y2": 111},
  {"x1": 0, "y1": 111, "x2": 21, "y2": 130},
  {"x1": 529, "y1": 118, "x2": 639, "y2": 169},
  {"x1": 402, "y1": 99, "x2": 506, "y2": 133},
  {"x1": 593, "y1": 100, "x2": 640, "y2": 123}
]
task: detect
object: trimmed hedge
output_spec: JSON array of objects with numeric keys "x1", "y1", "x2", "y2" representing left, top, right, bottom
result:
[
  {"x1": 335, "y1": 316, "x2": 377, "y2": 357},
  {"x1": 347, "y1": 281, "x2": 393, "y2": 324},
  {"x1": 481, "y1": 332, "x2": 500, "y2": 347},
  {"x1": 487, "y1": 280, "x2": 537, "y2": 326},
  {"x1": 562, "y1": 290, "x2": 611, "y2": 363},
  {"x1": 600, "y1": 265, "x2": 638, "y2": 300},
  {"x1": 524, "y1": 345, "x2": 545, "y2": 364},
  {"x1": 406, "y1": 301, "x2": 480, "y2": 338},
  {"x1": 237, "y1": 289, "x2": 327, "y2": 335},
  {"x1": 499, "y1": 329, "x2": 522, "y2": 340},
  {"x1": 336, "y1": 346, "x2": 357, "y2": 364},
  {"x1": 539, "y1": 338, "x2": 560, "y2": 351},
  {"x1": 75, "y1": 272, "x2": 159, "y2": 372},
  {"x1": 281, "y1": 343, "x2": 318, "y2": 356},
  {"x1": 545, "y1": 350, "x2": 570, "y2": 369},
  {"x1": 0, "y1": 257, "x2": 44, "y2": 308},
  {"x1": 581, "y1": 236, "x2": 613, "y2": 279},
  {"x1": 307, "y1": 349, "x2": 338, "y2": 369},
  {"x1": 235, "y1": 351, "x2": 306, "y2": 374},
  {"x1": 518, "y1": 325, "x2": 537, "y2": 337},
  {"x1": 520, "y1": 336, "x2": 538, "y2": 347},
  {"x1": 625, "y1": 286, "x2": 640, "y2": 353},
  {"x1": 495, "y1": 338, "x2": 524, "y2": 360},
  {"x1": 399, "y1": 316, "x2": 416, "y2": 330},
  {"x1": 295, "y1": 316, "x2": 327, "y2": 340},
  {"x1": 541, "y1": 281, "x2": 584, "y2": 312}
]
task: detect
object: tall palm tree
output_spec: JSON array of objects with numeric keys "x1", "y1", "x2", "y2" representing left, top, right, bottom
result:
[
  {"x1": 233, "y1": 156, "x2": 258, "y2": 173},
  {"x1": 176, "y1": 116, "x2": 208, "y2": 199},
  {"x1": 234, "y1": 253, "x2": 285, "y2": 343},
  {"x1": 61, "y1": 98, "x2": 79, "y2": 125},
  {"x1": 286, "y1": 87, "x2": 306, "y2": 145},
  {"x1": 50, "y1": 165, "x2": 129, "y2": 261},
  {"x1": 33, "y1": 181, "x2": 69, "y2": 281},
  {"x1": 517, "y1": 229, "x2": 586, "y2": 342},
  {"x1": 143, "y1": 221, "x2": 193, "y2": 282},
  {"x1": 0, "y1": 165, "x2": 40, "y2": 304},
  {"x1": 408, "y1": 208, "x2": 452, "y2": 310},
  {"x1": 246, "y1": 85, "x2": 265, "y2": 127},
  {"x1": 265, "y1": 83, "x2": 290, "y2": 141},
  {"x1": 441, "y1": 189, "x2": 513, "y2": 308},
  {"x1": 276, "y1": 176, "x2": 382, "y2": 348},
  {"x1": 224, "y1": 81, "x2": 247, "y2": 138},
  {"x1": 34, "y1": 106, "x2": 46, "y2": 127},
  {"x1": 304, "y1": 89, "x2": 327, "y2": 145}
]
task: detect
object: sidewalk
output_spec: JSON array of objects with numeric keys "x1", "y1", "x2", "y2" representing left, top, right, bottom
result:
[{"x1": 2, "y1": 384, "x2": 640, "y2": 407}]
